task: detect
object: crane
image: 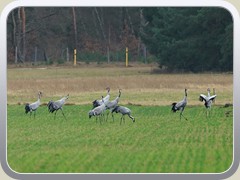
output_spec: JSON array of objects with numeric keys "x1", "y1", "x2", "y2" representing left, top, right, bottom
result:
[
  {"x1": 47, "y1": 94, "x2": 69, "y2": 120},
  {"x1": 171, "y1": 89, "x2": 188, "y2": 120},
  {"x1": 111, "y1": 105, "x2": 135, "y2": 125},
  {"x1": 105, "y1": 89, "x2": 121, "y2": 121},
  {"x1": 92, "y1": 87, "x2": 110, "y2": 108},
  {"x1": 199, "y1": 88, "x2": 217, "y2": 116},
  {"x1": 25, "y1": 91, "x2": 42, "y2": 119},
  {"x1": 89, "y1": 96, "x2": 108, "y2": 124}
]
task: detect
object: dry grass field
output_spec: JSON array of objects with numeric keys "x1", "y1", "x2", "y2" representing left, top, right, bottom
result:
[{"x1": 7, "y1": 64, "x2": 232, "y2": 106}]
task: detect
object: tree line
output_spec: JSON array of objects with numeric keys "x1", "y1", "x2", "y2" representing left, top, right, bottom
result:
[
  {"x1": 141, "y1": 7, "x2": 233, "y2": 72},
  {"x1": 7, "y1": 7, "x2": 233, "y2": 72}
]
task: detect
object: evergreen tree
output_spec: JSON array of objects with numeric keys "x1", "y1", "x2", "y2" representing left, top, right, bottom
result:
[{"x1": 141, "y1": 7, "x2": 233, "y2": 72}]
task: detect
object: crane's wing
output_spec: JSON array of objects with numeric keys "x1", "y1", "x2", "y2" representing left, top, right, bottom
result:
[
  {"x1": 199, "y1": 94, "x2": 207, "y2": 102},
  {"x1": 55, "y1": 96, "x2": 68, "y2": 108},
  {"x1": 52, "y1": 101, "x2": 62, "y2": 110},
  {"x1": 29, "y1": 101, "x2": 40, "y2": 110},
  {"x1": 175, "y1": 100, "x2": 187, "y2": 109},
  {"x1": 209, "y1": 95, "x2": 217, "y2": 101},
  {"x1": 103, "y1": 94, "x2": 110, "y2": 103},
  {"x1": 106, "y1": 99, "x2": 118, "y2": 109},
  {"x1": 105, "y1": 101, "x2": 112, "y2": 109}
]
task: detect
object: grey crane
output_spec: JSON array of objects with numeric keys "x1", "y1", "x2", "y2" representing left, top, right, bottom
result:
[
  {"x1": 111, "y1": 105, "x2": 135, "y2": 125},
  {"x1": 105, "y1": 89, "x2": 121, "y2": 121},
  {"x1": 171, "y1": 89, "x2": 188, "y2": 120},
  {"x1": 47, "y1": 94, "x2": 69, "y2": 120},
  {"x1": 89, "y1": 96, "x2": 108, "y2": 124},
  {"x1": 25, "y1": 91, "x2": 42, "y2": 118},
  {"x1": 92, "y1": 87, "x2": 110, "y2": 108},
  {"x1": 199, "y1": 88, "x2": 217, "y2": 116}
]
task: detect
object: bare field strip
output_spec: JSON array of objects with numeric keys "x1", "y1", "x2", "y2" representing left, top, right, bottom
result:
[{"x1": 7, "y1": 66, "x2": 232, "y2": 106}]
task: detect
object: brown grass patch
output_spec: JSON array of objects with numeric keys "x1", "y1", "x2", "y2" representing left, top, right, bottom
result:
[{"x1": 7, "y1": 66, "x2": 232, "y2": 106}]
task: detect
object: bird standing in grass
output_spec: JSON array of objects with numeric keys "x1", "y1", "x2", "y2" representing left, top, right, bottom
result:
[
  {"x1": 111, "y1": 105, "x2": 135, "y2": 125},
  {"x1": 25, "y1": 91, "x2": 42, "y2": 118},
  {"x1": 199, "y1": 88, "x2": 217, "y2": 116},
  {"x1": 92, "y1": 87, "x2": 110, "y2": 108},
  {"x1": 105, "y1": 89, "x2": 121, "y2": 121},
  {"x1": 47, "y1": 94, "x2": 69, "y2": 120},
  {"x1": 171, "y1": 89, "x2": 188, "y2": 120},
  {"x1": 89, "y1": 96, "x2": 108, "y2": 124}
]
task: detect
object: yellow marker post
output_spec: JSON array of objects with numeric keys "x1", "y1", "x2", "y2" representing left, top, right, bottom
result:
[
  {"x1": 126, "y1": 47, "x2": 128, "y2": 67},
  {"x1": 74, "y1": 48, "x2": 77, "y2": 66}
]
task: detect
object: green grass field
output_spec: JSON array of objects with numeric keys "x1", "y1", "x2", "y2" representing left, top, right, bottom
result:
[
  {"x1": 7, "y1": 104, "x2": 233, "y2": 173},
  {"x1": 7, "y1": 65, "x2": 233, "y2": 173}
]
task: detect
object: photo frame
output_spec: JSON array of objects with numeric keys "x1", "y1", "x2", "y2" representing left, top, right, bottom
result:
[{"x1": 1, "y1": 0, "x2": 240, "y2": 179}]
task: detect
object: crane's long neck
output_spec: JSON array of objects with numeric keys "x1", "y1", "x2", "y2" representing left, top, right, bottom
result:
[
  {"x1": 101, "y1": 96, "x2": 108, "y2": 106},
  {"x1": 184, "y1": 89, "x2": 187, "y2": 100},
  {"x1": 37, "y1": 93, "x2": 41, "y2": 102},
  {"x1": 183, "y1": 95, "x2": 187, "y2": 101},
  {"x1": 113, "y1": 90, "x2": 121, "y2": 103},
  {"x1": 207, "y1": 89, "x2": 211, "y2": 97},
  {"x1": 62, "y1": 97, "x2": 68, "y2": 103},
  {"x1": 59, "y1": 95, "x2": 69, "y2": 105},
  {"x1": 118, "y1": 90, "x2": 121, "y2": 98},
  {"x1": 60, "y1": 98, "x2": 66, "y2": 103},
  {"x1": 115, "y1": 95, "x2": 120, "y2": 102}
]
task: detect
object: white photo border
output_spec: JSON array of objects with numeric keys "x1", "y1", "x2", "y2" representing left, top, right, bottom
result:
[{"x1": 0, "y1": 0, "x2": 239, "y2": 179}]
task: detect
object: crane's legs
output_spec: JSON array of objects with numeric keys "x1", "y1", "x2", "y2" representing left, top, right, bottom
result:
[
  {"x1": 94, "y1": 115, "x2": 105, "y2": 124},
  {"x1": 105, "y1": 111, "x2": 109, "y2": 122},
  {"x1": 53, "y1": 109, "x2": 67, "y2": 120},
  {"x1": 33, "y1": 111, "x2": 36, "y2": 119},
  {"x1": 103, "y1": 113, "x2": 106, "y2": 122},
  {"x1": 54, "y1": 111, "x2": 57, "y2": 120},
  {"x1": 120, "y1": 115, "x2": 126, "y2": 125},
  {"x1": 95, "y1": 116, "x2": 102, "y2": 124},
  {"x1": 206, "y1": 108, "x2": 211, "y2": 118},
  {"x1": 180, "y1": 112, "x2": 188, "y2": 121},
  {"x1": 99, "y1": 115, "x2": 102, "y2": 124},
  {"x1": 95, "y1": 116, "x2": 98, "y2": 124},
  {"x1": 120, "y1": 115, "x2": 135, "y2": 124},
  {"x1": 60, "y1": 109, "x2": 67, "y2": 120},
  {"x1": 120, "y1": 115, "x2": 123, "y2": 125},
  {"x1": 111, "y1": 112, "x2": 115, "y2": 122}
]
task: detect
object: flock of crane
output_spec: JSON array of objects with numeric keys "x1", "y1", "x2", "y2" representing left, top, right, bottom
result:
[
  {"x1": 25, "y1": 87, "x2": 217, "y2": 123},
  {"x1": 24, "y1": 87, "x2": 135, "y2": 124},
  {"x1": 171, "y1": 88, "x2": 217, "y2": 120}
]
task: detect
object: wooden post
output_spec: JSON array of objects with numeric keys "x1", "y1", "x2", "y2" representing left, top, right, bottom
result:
[
  {"x1": 126, "y1": 47, "x2": 128, "y2": 67},
  {"x1": 74, "y1": 48, "x2": 77, "y2": 66}
]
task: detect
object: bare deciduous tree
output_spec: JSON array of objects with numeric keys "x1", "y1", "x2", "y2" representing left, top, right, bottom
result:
[{"x1": 72, "y1": 7, "x2": 78, "y2": 49}]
